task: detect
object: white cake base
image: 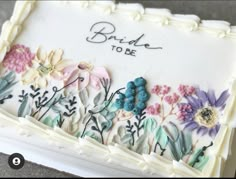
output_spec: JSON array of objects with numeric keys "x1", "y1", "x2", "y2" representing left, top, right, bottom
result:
[{"x1": 0, "y1": 124, "x2": 235, "y2": 177}]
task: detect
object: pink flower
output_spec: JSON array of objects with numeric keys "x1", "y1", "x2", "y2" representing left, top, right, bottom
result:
[
  {"x1": 151, "y1": 85, "x2": 162, "y2": 95},
  {"x1": 164, "y1": 93, "x2": 180, "y2": 105},
  {"x1": 146, "y1": 103, "x2": 161, "y2": 115},
  {"x1": 2, "y1": 44, "x2": 35, "y2": 73},
  {"x1": 161, "y1": 85, "x2": 171, "y2": 95},
  {"x1": 178, "y1": 84, "x2": 195, "y2": 97},
  {"x1": 177, "y1": 104, "x2": 192, "y2": 120},
  {"x1": 177, "y1": 111, "x2": 185, "y2": 120},
  {"x1": 151, "y1": 85, "x2": 171, "y2": 96},
  {"x1": 65, "y1": 62, "x2": 110, "y2": 90}
]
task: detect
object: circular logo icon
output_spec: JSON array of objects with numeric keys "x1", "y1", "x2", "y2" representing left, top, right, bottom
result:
[{"x1": 8, "y1": 153, "x2": 25, "y2": 169}]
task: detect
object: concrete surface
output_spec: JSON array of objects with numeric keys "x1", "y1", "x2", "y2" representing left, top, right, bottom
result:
[{"x1": 0, "y1": 0, "x2": 236, "y2": 177}]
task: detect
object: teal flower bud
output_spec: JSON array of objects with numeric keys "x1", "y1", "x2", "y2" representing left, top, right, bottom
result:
[
  {"x1": 115, "y1": 99, "x2": 124, "y2": 109},
  {"x1": 136, "y1": 101, "x2": 146, "y2": 110},
  {"x1": 127, "y1": 81, "x2": 136, "y2": 89},
  {"x1": 137, "y1": 86, "x2": 146, "y2": 93},
  {"x1": 126, "y1": 96, "x2": 135, "y2": 102},
  {"x1": 137, "y1": 90, "x2": 150, "y2": 102},
  {"x1": 125, "y1": 88, "x2": 136, "y2": 98},
  {"x1": 124, "y1": 101, "x2": 135, "y2": 111},
  {"x1": 134, "y1": 77, "x2": 146, "y2": 87},
  {"x1": 119, "y1": 93, "x2": 125, "y2": 99},
  {"x1": 133, "y1": 107, "x2": 142, "y2": 115}
]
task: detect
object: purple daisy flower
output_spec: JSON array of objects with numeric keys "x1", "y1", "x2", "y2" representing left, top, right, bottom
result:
[{"x1": 178, "y1": 88, "x2": 230, "y2": 138}]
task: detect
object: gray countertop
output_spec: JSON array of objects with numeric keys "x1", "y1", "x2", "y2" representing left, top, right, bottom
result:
[{"x1": 0, "y1": 0, "x2": 236, "y2": 177}]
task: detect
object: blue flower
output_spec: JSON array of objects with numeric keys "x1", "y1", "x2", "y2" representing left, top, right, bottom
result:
[
  {"x1": 179, "y1": 89, "x2": 230, "y2": 138},
  {"x1": 134, "y1": 77, "x2": 146, "y2": 87}
]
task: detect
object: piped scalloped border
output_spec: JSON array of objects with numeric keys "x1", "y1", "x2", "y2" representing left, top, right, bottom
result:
[
  {"x1": 0, "y1": 0, "x2": 235, "y2": 177},
  {"x1": 60, "y1": 0, "x2": 236, "y2": 38}
]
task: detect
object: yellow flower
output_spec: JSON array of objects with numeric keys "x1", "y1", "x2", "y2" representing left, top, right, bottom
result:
[{"x1": 21, "y1": 48, "x2": 71, "y2": 88}]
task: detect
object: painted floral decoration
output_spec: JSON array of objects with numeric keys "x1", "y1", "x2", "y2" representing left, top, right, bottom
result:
[
  {"x1": 178, "y1": 88, "x2": 230, "y2": 137},
  {"x1": 21, "y1": 48, "x2": 71, "y2": 88},
  {"x1": 2, "y1": 44, "x2": 35, "y2": 73},
  {"x1": 146, "y1": 84, "x2": 229, "y2": 138},
  {"x1": 0, "y1": 43, "x2": 232, "y2": 172},
  {"x1": 65, "y1": 61, "x2": 110, "y2": 90},
  {"x1": 146, "y1": 84, "x2": 182, "y2": 122}
]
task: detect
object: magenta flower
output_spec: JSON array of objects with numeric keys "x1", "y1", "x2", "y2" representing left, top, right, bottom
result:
[{"x1": 2, "y1": 44, "x2": 35, "y2": 73}]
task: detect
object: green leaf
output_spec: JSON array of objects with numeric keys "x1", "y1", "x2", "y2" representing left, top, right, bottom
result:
[
  {"x1": 143, "y1": 118, "x2": 157, "y2": 133},
  {"x1": 118, "y1": 126, "x2": 126, "y2": 138},
  {"x1": 51, "y1": 105, "x2": 61, "y2": 113},
  {"x1": 100, "y1": 109, "x2": 116, "y2": 125},
  {"x1": 132, "y1": 133, "x2": 149, "y2": 154},
  {"x1": 108, "y1": 102, "x2": 118, "y2": 112},
  {"x1": 167, "y1": 128, "x2": 193, "y2": 161},
  {"x1": 84, "y1": 131, "x2": 101, "y2": 143},
  {"x1": 84, "y1": 131, "x2": 94, "y2": 137},
  {"x1": 58, "y1": 97, "x2": 68, "y2": 106},
  {"x1": 52, "y1": 115, "x2": 61, "y2": 127},
  {"x1": 18, "y1": 95, "x2": 31, "y2": 117},
  {"x1": 93, "y1": 92, "x2": 103, "y2": 106},
  {"x1": 175, "y1": 134, "x2": 183, "y2": 160},
  {"x1": 180, "y1": 131, "x2": 192, "y2": 155},
  {"x1": 154, "y1": 126, "x2": 169, "y2": 148},
  {"x1": 43, "y1": 115, "x2": 61, "y2": 128},
  {"x1": 101, "y1": 119, "x2": 113, "y2": 132},
  {"x1": 0, "y1": 90, "x2": 12, "y2": 99},
  {"x1": 0, "y1": 79, "x2": 8, "y2": 91},
  {"x1": 100, "y1": 109, "x2": 109, "y2": 116},
  {"x1": 74, "y1": 131, "x2": 81, "y2": 138},
  {"x1": 168, "y1": 139, "x2": 181, "y2": 161},
  {"x1": 114, "y1": 126, "x2": 132, "y2": 146},
  {"x1": 105, "y1": 112, "x2": 116, "y2": 121},
  {"x1": 188, "y1": 148, "x2": 209, "y2": 171},
  {"x1": 193, "y1": 156, "x2": 209, "y2": 171},
  {"x1": 121, "y1": 133, "x2": 132, "y2": 144},
  {"x1": 42, "y1": 116, "x2": 54, "y2": 127},
  {"x1": 0, "y1": 71, "x2": 16, "y2": 93},
  {"x1": 4, "y1": 71, "x2": 15, "y2": 82},
  {"x1": 0, "y1": 81, "x2": 17, "y2": 93},
  {"x1": 163, "y1": 122, "x2": 179, "y2": 142},
  {"x1": 79, "y1": 88, "x2": 88, "y2": 106}
]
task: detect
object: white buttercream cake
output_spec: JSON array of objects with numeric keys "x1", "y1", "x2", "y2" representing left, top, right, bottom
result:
[{"x1": 0, "y1": 1, "x2": 236, "y2": 177}]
